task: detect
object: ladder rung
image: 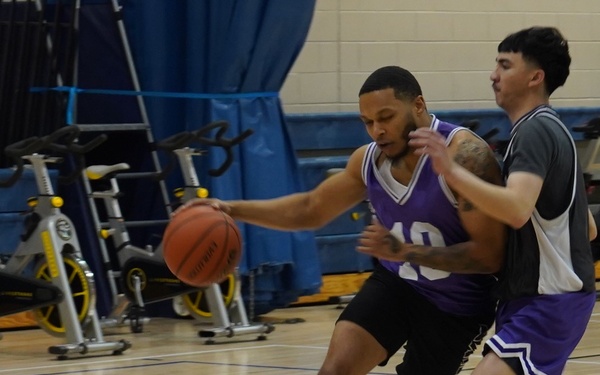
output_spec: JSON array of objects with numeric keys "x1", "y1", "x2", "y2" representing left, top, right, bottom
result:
[
  {"x1": 115, "y1": 171, "x2": 161, "y2": 179},
  {"x1": 100, "y1": 220, "x2": 170, "y2": 228},
  {"x1": 77, "y1": 123, "x2": 150, "y2": 132}
]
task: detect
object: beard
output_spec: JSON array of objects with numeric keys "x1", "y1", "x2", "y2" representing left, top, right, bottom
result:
[{"x1": 388, "y1": 117, "x2": 418, "y2": 167}]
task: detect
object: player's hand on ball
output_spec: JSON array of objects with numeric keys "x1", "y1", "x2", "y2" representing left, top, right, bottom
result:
[
  {"x1": 357, "y1": 217, "x2": 405, "y2": 261},
  {"x1": 163, "y1": 204, "x2": 242, "y2": 287},
  {"x1": 173, "y1": 198, "x2": 231, "y2": 217}
]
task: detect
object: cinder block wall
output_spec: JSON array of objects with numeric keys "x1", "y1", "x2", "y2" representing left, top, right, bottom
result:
[{"x1": 281, "y1": 0, "x2": 600, "y2": 113}]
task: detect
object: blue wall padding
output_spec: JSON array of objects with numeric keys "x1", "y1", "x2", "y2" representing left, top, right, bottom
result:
[
  {"x1": 0, "y1": 169, "x2": 58, "y2": 212},
  {"x1": 298, "y1": 156, "x2": 350, "y2": 188},
  {"x1": 286, "y1": 107, "x2": 600, "y2": 149},
  {"x1": 0, "y1": 169, "x2": 58, "y2": 254},
  {"x1": 0, "y1": 214, "x2": 25, "y2": 254}
]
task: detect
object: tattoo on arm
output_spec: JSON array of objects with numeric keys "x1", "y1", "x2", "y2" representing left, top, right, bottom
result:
[
  {"x1": 385, "y1": 234, "x2": 401, "y2": 254},
  {"x1": 453, "y1": 138, "x2": 502, "y2": 185},
  {"x1": 460, "y1": 199, "x2": 474, "y2": 212},
  {"x1": 453, "y1": 137, "x2": 502, "y2": 212},
  {"x1": 404, "y1": 242, "x2": 482, "y2": 273}
]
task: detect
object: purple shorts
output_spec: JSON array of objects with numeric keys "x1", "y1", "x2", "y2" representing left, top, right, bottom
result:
[{"x1": 484, "y1": 291, "x2": 595, "y2": 375}]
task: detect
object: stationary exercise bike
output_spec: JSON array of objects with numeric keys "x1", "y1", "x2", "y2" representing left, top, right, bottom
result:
[
  {"x1": 85, "y1": 121, "x2": 274, "y2": 342},
  {"x1": 0, "y1": 126, "x2": 131, "y2": 358}
]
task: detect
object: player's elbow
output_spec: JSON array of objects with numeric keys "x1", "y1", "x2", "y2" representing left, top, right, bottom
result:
[
  {"x1": 508, "y1": 218, "x2": 527, "y2": 230},
  {"x1": 506, "y1": 210, "x2": 533, "y2": 229},
  {"x1": 283, "y1": 211, "x2": 327, "y2": 231},
  {"x1": 296, "y1": 215, "x2": 330, "y2": 230},
  {"x1": 289, "y1": 201, "x2": 332, "y2": 230},
  {"x1": 503, "y1": 197, "x2": 537, "y2": 229},
  {"x1": 295, "y1": 194, "x2": 341, "y2": 230}
]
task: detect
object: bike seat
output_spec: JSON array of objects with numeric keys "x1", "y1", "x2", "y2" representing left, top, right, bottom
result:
[{"x1": 86, "y1": 163, "x2": 131, "y2": 180}]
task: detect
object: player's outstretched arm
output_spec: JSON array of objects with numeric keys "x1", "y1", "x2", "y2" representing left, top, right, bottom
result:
[{"x1": 176, "y1": 146, "x2": 368, "y2": 232}]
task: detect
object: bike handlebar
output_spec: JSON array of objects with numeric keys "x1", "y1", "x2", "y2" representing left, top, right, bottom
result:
[
  {"x1": 155, "y1": 131, "x2": 196, "y2": 152},
  {"x1": 0, "y1": 126, "x2": 107, "y2": 187},
  {"x1": 155, "y1": 120, "x2": 253, "y2": 179},
  {"x1": 190, "y1": 121, "x2": 254, "y2": 176},
  {"x1": 52, "y1": 131, "x2": 108, "y2": 185},
  {"x1": 153, "y1": 132, "x2": 196, "y2": 180},
  {"x1": 0, "y1": 137, "x2": 47, "y2": 187}
]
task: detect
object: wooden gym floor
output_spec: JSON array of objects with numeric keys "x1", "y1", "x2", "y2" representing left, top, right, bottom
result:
[{"x1": 1, "y1": 301, "x2": 600, "y2": 375}]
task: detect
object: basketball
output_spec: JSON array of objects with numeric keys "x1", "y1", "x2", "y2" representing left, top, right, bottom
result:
[{"x1": 162, "y1": 204, "x2": 242, "y2": 287}]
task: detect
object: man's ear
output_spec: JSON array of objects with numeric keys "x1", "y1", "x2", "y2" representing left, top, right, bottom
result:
[
  {"x1": 529, "y1": 69, "x2": 545, "y2": 89},
  {"x1": 414, "y1": 95, "x2": 427, "y2": 115}
]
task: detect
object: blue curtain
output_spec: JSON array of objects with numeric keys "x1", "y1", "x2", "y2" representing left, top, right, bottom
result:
[{"x1": 119, "y1": 0, "x2": 321, "y2": 313}]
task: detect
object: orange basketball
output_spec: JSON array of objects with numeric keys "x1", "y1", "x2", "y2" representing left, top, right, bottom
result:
[{"x1": 162, "y1": 204, "x2": 242, "y2": 287}]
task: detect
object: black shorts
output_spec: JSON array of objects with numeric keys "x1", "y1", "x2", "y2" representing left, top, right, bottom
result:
[{"x1": 338, "y1": 264, "x2": 494, "y2": 375}]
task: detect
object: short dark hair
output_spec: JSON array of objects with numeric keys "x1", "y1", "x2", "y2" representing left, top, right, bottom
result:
[
  {"x1": 498, "y1": 26, "x2": 570, "y2": 95},
  {"x1": 359, "y1": 66, "x2": 422, "y2": 101}
]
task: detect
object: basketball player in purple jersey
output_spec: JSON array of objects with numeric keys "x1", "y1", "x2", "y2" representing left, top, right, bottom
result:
[
  {"x1": 409, "y1": 27, "x2": 597, "y2": 375},
  {"x1": 179, "y1": 65, "x2": 506, "y2": 374}
]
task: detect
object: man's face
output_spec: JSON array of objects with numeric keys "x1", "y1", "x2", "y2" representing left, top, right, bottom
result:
[
  {"x1": 490, "y1": 52, "x2": 539, "y2": 112},
  {"x1": 359, "y1": 88, "x2": 418, "y2": 162}
]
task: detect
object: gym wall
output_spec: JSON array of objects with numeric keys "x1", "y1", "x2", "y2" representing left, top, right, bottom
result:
[{"x1": 280, "y1": 0, "x2": 600, "y2": 113}]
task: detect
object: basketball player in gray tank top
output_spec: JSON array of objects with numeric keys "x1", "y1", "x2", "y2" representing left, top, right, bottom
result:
[{"x1": 410, "y1": 27, "x2": 597, "y2": 375}]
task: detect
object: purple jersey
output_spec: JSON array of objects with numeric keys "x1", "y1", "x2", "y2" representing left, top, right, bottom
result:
[{"x1": 362, "y1": 115, "x2": 496, "y2": 316}]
